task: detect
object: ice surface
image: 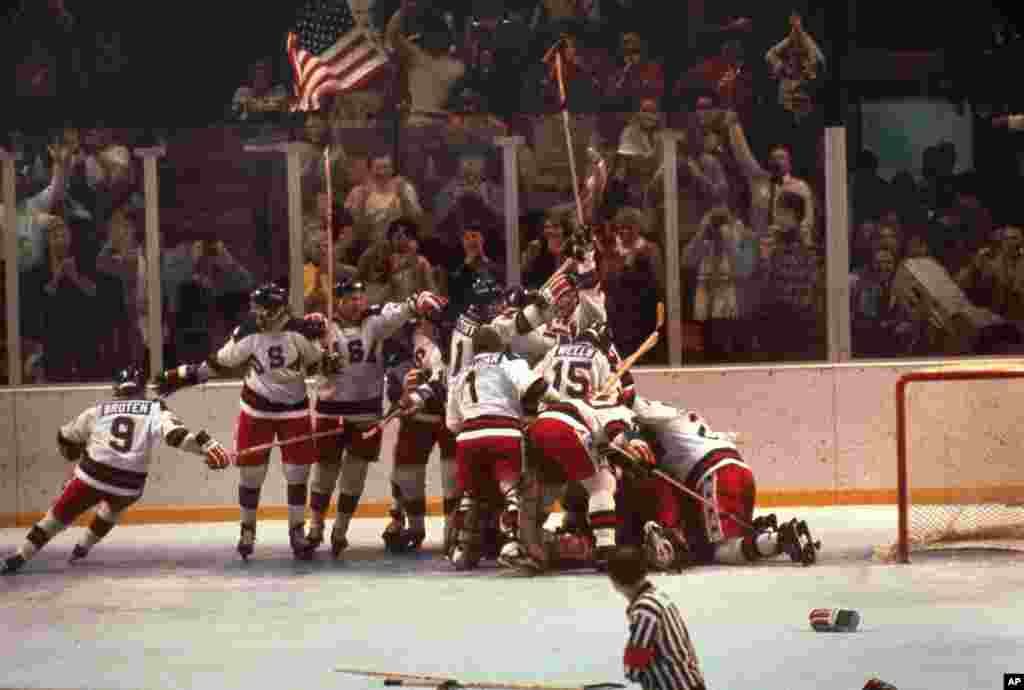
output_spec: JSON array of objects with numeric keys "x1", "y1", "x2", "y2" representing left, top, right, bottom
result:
[{"x1": 2, "y1": 506, "x2": 1023, "y2": 690}]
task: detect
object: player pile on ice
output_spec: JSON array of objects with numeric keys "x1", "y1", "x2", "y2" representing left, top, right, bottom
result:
[{"x1": 2, "y1": 222, "x2": 821, "y2": 575}]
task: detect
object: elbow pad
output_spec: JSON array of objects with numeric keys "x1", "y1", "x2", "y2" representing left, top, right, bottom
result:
[{"x1": 57, "y1": 432, "x2": 83, "y2": 461}]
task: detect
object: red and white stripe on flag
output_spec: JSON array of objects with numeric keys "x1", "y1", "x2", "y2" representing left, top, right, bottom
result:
[{"x1": 287, "y1": 28, "x2": 389, "y2": 111}]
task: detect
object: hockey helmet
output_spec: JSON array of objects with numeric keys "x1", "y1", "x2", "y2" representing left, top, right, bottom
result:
[
  {"x1": 576, "y1": 321, "x2": 613, "y2": 353},
  {"x1": 504, "y1": 285, "x2": 531, "y2": 311},
  {"x1": 466, "y1": 274, "x2": 505, "y2": 322},
  {"x1": 250, "y1": 283, "x2": 289, "y2": 330},
  {"x1": 113, "y1": 365, "x2": 146, "y2": 398}
]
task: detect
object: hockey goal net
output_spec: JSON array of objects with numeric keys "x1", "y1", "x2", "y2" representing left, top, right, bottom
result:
[{"x1": 884, "y1": 360, "x2": 1024, "y2": 563}]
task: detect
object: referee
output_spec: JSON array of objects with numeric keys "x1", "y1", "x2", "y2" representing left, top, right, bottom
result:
[{"x1": 607, "y1": 546, "x2": 708, "y2": 690}]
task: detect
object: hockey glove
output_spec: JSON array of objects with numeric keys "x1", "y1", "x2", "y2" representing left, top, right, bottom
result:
[
  {"x1": 398, "y1": 390, "x2": 425, "y2": 417},
  {"x1": 322, "y1": 351, "x2": 345, "y2": 376},
  {"x1": 611, "y1": 430, "x2": 656, "y2": 466},
  {"x1": 403, "y1": 368, "x2": 428, "y2": 390},
  {"x1": 538, "y1": 272, "x2": 575, "y2": 308},
  {"x1": 300, "y1": 312, "x2": 328, "y2": 341},
  {"x1": 154, "y1": 364, "x2": 209, "y2": 397},
  {"x1": 410, "y1": 291, "x2": 447, "y2": 317},
  {"x1": 199, "y1": 434, "x2": 232, "y2": 470}
]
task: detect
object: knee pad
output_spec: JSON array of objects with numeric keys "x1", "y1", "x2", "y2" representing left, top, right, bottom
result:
[
  {"x1": 338, "y1": 458, "x2": 371, "y2": 496},
  {"x1": 310, "y1": 459, "x2": 342, "y2": 494},
  {"x1": 391, "y1": 464, "x2": 427, "y2": 501},
  {"x1": 239, "y1": 463, "x2": 269, "y2": 490},
  {"x1": 281, "y1": 463, "x2": 311, "y2": 485}
]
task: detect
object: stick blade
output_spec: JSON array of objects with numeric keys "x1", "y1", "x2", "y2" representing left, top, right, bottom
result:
[{"x1": 656, "y1": 302, "x2": 665, "y2": 329}]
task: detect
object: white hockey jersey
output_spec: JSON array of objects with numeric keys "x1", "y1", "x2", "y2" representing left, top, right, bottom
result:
[
  {"x1": 317, "y1": 301, "x2": 417, "y2": 422},
  {"x1": 386, "y1": 321, "x2": 448, "y2": 424},
  {"x1": 536, "y1": 341, "x2": 614, "y2": 402},
  {"x1": 632, "y1": 399, "x2": 744, "y2": 485},
  {"x1": 446, "y1": 352, "x2": 545, "y2": 433},
  {"x1": 214, "y1": 318, "x2": 324, "y2": 419},
  {"x1": 448, "y1": 300, "x2": 560, "y2": 384},
  {"x1": 60, "y1": 399, "x2": 192, "y2": 497}
]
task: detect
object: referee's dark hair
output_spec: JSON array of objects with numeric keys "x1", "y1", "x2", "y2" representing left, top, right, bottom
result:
[{"x1": 607, "y1": 545, "x2": 650, "y2": 586}]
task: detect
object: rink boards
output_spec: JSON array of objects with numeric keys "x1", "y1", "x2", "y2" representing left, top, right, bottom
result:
[{"x1": 3, "y1": 359, "x2": 1022, "y2": 526}]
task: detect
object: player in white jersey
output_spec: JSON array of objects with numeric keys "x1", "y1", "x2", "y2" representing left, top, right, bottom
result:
[
  {"x1": 305, "y1": 279, "x2": 446, "y2": 557},
  {"x1": 445, "y1": 325, "x2": 562, "y2": 570},
  {"x1": 154, "y1": 283, "x2": 334, "y2": 561},
  {"x1": 380, "y1": 318, "x2": 455, "y2": 553},
  {"x1": 2, "y1": 367, "x2": 231, "y2": 575},
  {"x1": 621, "y1": 397, "x2": 820, "y2": 569},
  {"x1": 447, "y1": 273, "x2": 576, "y2": 384}
]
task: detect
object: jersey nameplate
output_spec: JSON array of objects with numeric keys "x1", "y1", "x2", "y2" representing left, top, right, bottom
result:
[
  {"x1": 555, "y1": 344, "x2": 596, "y2": 359},
  {"x1": 100, "y1": 401, "x2": 153, "y2": 417}
]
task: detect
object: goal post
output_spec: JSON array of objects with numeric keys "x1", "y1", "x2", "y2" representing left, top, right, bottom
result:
[{"x1": 893, "y1": 361, "x2": 1024, "y2": 563}]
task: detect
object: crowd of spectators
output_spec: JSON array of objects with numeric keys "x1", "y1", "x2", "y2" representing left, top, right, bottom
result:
[{"x1": 3, "y1": 0, "x2": 1023, "y2": 384}]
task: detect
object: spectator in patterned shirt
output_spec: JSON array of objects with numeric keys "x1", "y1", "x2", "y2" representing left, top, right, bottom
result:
[
  {"x1": 762, "y1": 192, "x2": 824, "y2": 361},
  {"x1": 607, "y1": 546, "x2": 707, "y2": 690}
]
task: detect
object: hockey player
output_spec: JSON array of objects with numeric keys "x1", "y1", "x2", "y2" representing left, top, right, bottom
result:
[
  {"x1": 306, "y1": 279, "x2": 446, "y2": 557},
  {"x1": 2, "y1": 367, "x2": 231, "y2": 575},
  {"x1": 154, "y1": 283, "x2": 333, "y2": 561},
  {"x1": 617, "y1": 397, "x2": 820, "y2": 570},
  {"x1": 379, "y1": 318, "x2": 454, "y2": 553},
  {"x1": 445, "y1": 325, "x2": 561, "y2": 570}
]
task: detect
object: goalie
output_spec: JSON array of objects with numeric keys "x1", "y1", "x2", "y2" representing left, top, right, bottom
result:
[{"x1": 612, "y1": 397, "x2": 820, "y2": 570}]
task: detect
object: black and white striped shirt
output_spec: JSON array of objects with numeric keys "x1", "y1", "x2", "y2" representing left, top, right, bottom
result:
[{"x1": 623, "y1": 582, "x2": 706, "y2": 690}]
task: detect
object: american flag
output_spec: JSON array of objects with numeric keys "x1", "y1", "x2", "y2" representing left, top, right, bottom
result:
[{"x1": 287, "y1": 0, "x2": 390, "y2": 112}]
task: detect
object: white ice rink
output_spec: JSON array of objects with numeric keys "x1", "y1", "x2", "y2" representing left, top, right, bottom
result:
[{"x1": 2, "y1": 506, "x2": 1023, "y2": 690}]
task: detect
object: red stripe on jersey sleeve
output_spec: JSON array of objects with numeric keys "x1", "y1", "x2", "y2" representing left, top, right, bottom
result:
[{"x1": 624, "y1": 645, "x2": 655, "y2": 670}]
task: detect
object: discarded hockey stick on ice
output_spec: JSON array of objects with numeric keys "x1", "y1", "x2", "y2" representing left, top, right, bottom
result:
[
  {"x1": 334, "y1": 667, "x2": 625, "y2": 690},
  {"x1": 596, "y1": 302, "x2": 665, "y2": 399}
]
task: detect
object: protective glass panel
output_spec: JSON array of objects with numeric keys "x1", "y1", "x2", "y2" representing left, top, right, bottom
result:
[
  {"x1": 847, "y1": 98, "x2": 1021, "y2": 358},
  {"x1": 17, "y1": 125, "x2": 148, "y2": 383},
  {"x1": 158, "y1": 124, "x2": 272, "y2": 371}
]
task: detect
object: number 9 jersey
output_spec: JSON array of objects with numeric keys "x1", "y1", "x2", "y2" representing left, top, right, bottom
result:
[{"x1": 59, "y1": 399, "x2": 195, "y2": 497}]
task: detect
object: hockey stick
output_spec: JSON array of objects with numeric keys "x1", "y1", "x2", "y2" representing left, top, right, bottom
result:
[
  {"x1": 360, "y1": 402, "x2": 403, "y2": 439},
  {"x1": 334, "y1": 668, "x2": 625, "y2": 690},
  {"x1": 235, "y1": 425, "x2": 349, "y2": 459},
  {"x1": 596, "y1": 302, "x2": 664, "y2": 399},
  {"x1": 604, "y1": 444, "x2": 756, "y2": 533}
]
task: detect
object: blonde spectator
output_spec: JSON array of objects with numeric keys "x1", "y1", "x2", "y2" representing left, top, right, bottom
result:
[{"x1": 345, "y1": 153, "x2": 423, "y2": 249}]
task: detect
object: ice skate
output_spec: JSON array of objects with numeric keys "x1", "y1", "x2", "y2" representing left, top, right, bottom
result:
[
  {"x1": 330, "y1": 523, "x2": 349, "y2": 559},
  {"x1": 381, "y1": 509, "x2": 407, "y2": 553},
  {"x1": 777, "y1": 518, "x2": 820, "y2": 565},
  {"x1": 397, "y1": 527, "x2": 426, "y2": 553},
  {"x1": 237, "y1": 523, "x2": 256, "y2": 561},
  {"x1": 68, "y1": 545, "x2": 89, "y2": 564},
  {"x1": 289, "y1": 524, "x2": 315, "y2": 561},
  {"x1": 449, "y1": 540, "x2": 481, "y2": 571},
  {"x1": 497, "y1": 539, "x2": 544, "y2": 574},
  {"x1": 1, "y1": 554, "x2": 26, "y2": 575},
  {"x1": 307, "y1": 521, "x2": 325, "y2": 549}
]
